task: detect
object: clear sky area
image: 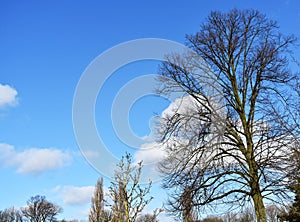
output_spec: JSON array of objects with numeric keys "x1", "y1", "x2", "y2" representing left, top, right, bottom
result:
[{"x1": 1, "y1": 1, "x2": 300, "y2": 221}]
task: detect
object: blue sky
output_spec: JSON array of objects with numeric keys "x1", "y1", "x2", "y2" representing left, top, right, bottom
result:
[{"x1": 1, "y1": 1, "x2": 300, "y2": 221}]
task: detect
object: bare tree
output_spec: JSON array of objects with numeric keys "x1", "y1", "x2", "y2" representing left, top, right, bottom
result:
[
  {"x1": 265, "y1": 205, "x2": 282, "y2": 222},
  {"x1": 135, "y1": 208, "x2": 163, "y2": 222},
  {"x1": 278, "y1": 150, "x2": 300, "y2": 221},
  {"x1": 222, "y1": 212, "x2": 239, "y2": 222},
  {"x1": 21, "y1": 195, "x2": 62, "y2": 222},
  {"x1": 198, "y1": 217, "x2": 223, "y2": 222},
  {"x1": 136, "y1": 213, "x2": 158, "y2": 222},
  {"x1": 89, "y1": 177, "x2": 109, "y2": 222},
  {"x1": 109, "y1": 153, "x2": 153, "y2": 222},
  {"x1": 288, "y1": 150, "x2": 300, "y2": 220},
  {"x1": 0, "y1": 207, "x2": 23, "y2": 222},
  {"x1": 179, "y1": 186, "x2": 198, "y2": 222},
  {"x1": 239, "y1": 206, "x2": 255, "y2": 222},
  {"x1": 157, "y1": 9, "x2": 297, "y2": 222}
]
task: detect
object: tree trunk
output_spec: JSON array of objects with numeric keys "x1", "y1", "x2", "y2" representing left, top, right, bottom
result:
[
  {"x1": 248, "y1": 153, "x2": 267, "y2": 222},
  {"x1": 252, "y1": 191, "x2": 267, "y2": 222},
  {"x1": 250, "y1": 167, "x2": 267, "y2": 222}
]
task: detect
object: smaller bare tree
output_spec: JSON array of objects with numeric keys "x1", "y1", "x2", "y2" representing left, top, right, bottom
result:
[
  {"x1": 0, "y1": 207, "x2": 23, "y2": 222},
  {"x1": 265, "y1": 205, "x2": 283, "y2": 222},
  {"x1": 136, "y1": 213, "x2": 159, "y2": 222},
  {"x1": 278, "y1": 149, "x2": 300, "y2": 221},
  {"x1": 239, "y1": 206, "x2": 256, "y2": 222},
  {"x1": 21, "y1": 195, "x2": 62, "y2": 222},
  {"x1": 198, "y1": 217, "x2": 223, "y2": 222},
  {"x1": 222, "y1": 212, "x2": 239, "y2": 222},
  {"x1": 109, "y1": 153, "x2": 153, "y2": 222}
]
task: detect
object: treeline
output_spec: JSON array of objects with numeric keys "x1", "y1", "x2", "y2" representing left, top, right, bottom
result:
[
  {"x1": 190, "y1": 205, "x2": 298, "y2": 222},
  {"x1": 1, "y1": 151, "x2": 299, "y2": 221}
]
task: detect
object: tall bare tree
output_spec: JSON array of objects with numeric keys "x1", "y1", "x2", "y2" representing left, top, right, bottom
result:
[
  {"x1": 157, "y1": 9, "x2": 298, "y2": 222},
  {"x1": 109, "y1": 153, "x2": 153, "y2": 222},
  {"x1": 89, "y1": 177, "x2": 110, "y2": 222},
  {"x1": 21, "y1": 195, "x2": 62, "y2": 222}
]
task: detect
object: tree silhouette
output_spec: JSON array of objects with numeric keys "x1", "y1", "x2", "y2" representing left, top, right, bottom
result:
[
  {"x1": 22, "y1": 195, "x2": 62, "y2": 222},
  {"x1": 109, "y1": 153, "x2": 153, "y2": 222},
  {"x1": 157, "y1": 9, "x2": 298, "y2": 222},
  {"x1": 89, "y1": 177, "x2": 111, "y2": 222}
]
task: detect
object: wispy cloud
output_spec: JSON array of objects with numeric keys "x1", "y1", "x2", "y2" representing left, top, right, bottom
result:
[
  {"x1": 0, "y1": 83, "x2": 18, "y2": 108},
  {"x1": 0, "y1": 143, "x2": 71, "y2": 175},
  {"x1": 53, "y1": 185, "x2": 94, "y2": 205}
]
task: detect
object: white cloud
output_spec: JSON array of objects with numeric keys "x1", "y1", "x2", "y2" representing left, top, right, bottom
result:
[
  {"x1": 133, "y1": 142, "x2": 169, "y2": 182},
  {"x1": 134, "y1": 96, "x2": 197, "y2": 166},
  {"x1": 54, "y1": 185, "x2": 95, "y2": 205},
  {"x1": 131, "y1": 97, "x2": 195, "y2": 182},
  {"x1": 161, "y1": 96, "x2": 195, "y2": 118},
  {"x1": 134, "y1": 142, "x2": 166, "y2": 165},
  {"x1": 0, "y1": 83, "x2": 18, "y2": 108},
  {"x1": 0, "y1": 143, "x2": 71, "y2": 175}
]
